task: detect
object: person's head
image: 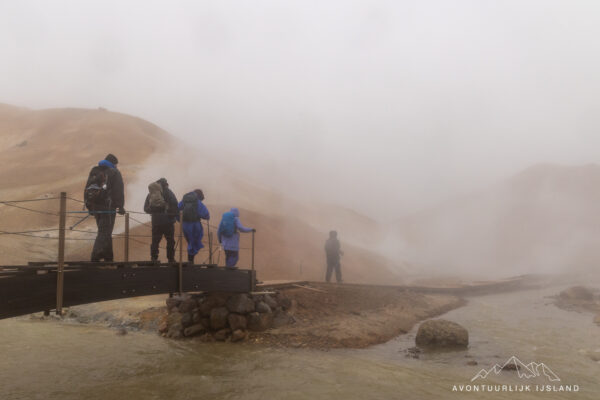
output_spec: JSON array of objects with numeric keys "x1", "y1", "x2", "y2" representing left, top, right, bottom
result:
[
  {"x1": 194, "y1": 189, "x2": 204, "y2": 201},
  {"x1": 230, "y1": 207, "x2": 239, "y2": 217},
  {"x1": 105, "y1": 154, "x2": 118, "y2": 166},
  {"x1": 329, "y1": 230, "x2": 338, "y2": 239},
  {"x1": 157, "y1": 178, "x2": 168, "y2": 189}
]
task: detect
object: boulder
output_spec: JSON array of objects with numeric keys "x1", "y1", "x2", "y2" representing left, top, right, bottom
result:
[
  {"x1": 231, "y1": 329, "x2": 247, "y2": 342},
  {"x1": 199, "y1": 296, "x2": 218, "y2": 317},
  {"x1": 179, "y1": 297, "x2": 198, "y2": 313},
  {"x1": 181, "y1": 312, "x2": 193, "y2": 328},
  {"x1": 415, "y1": 319, "x2": 469, "y2": 348},
  {"x1": 228, "y1": 313, "x2": 247, "y2": 331},
  {"x1": 256, "y1": 301, "x2": 272, "y2": 314},
  {"x1": 192, "y1": 310, "x2": 201, "y2": 324},
  {"x1": 214, "y1": 328, "x2": 231, "y2": 341},
  {"x1": 158, "y1": 320, "x2": 168, "y2": 334},
  {"x1": 184, "y1": 323, "x2": 206, "y2": 337},
  {"x1": 210, "y1": 307, "x2": 230, "y2": 330},
  {"x1": 248, "y1": 311, "x2": 274, "y2": 332},
  {"x1": 263, "y1": 294, "x2": 279, "y2": 310},
  {"x1": 167, "y1": 311, "x2": 183, "y2": 327},
  {"x1": 559, "y1": 286, "x2": 594, "y2": 302},
  {"x1": 167, "y1": 323, "x2": 183, "y2": 339},
  {"x1": 226, "y1": 294, "x2": 255, "y2": 314},
  {"x1": 166, "y1": 297, "x2": 182, "y2": 311}
]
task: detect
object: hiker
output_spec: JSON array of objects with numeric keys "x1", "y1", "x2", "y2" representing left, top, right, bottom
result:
[
  {"x1": 324, "y1": 230, "x2": 343, "y2": 283},
  {"x1": 217, "y1": 208, "x2": 255, "y2": 269},
  {"x1": 178, "y1": 189, "x2": 210, "y2": 264},
  {"x1": 84, "y1": 154, "x2": 125, "y2": 262},
  {"x1": 144, "y1": 178, "x2": 178, "y2": 262}
]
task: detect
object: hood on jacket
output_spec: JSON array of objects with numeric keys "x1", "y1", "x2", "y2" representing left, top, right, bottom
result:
[
  {"x1": 230, "y1": 208, "x2": 239, "y2": 217},
  {"x1": 148, "y1": 181, "x2": 163, "y2": 194},
  {"x1": 98, "y1": 159, "x2": 116, "y2": 169}
]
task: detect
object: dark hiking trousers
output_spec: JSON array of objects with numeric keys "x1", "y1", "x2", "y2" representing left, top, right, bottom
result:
[
  {"x1": 151, "y1": 223, "x2": 175, "y2": 261},
  {"x1": 326, "y1": 260, "x2": 342, "y2": 283},
  {"x1": 91, "y1": 212, "x2": 116, "y2": 262}
]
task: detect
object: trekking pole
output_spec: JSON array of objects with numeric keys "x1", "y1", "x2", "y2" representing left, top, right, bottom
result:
[
  {"x1": 69, "y1": 214, "x2": 89, "y2": 230},
  {"x1": 206, "y1": 221, "x2": 212, "y2": 265},
  {"x1": 124, "y1": 212, "x2": 129, "y2": 262},
  {"x1": 56, "y1": 192, "x2": 67, "y2": 315},
  {"x1": 178, "y1": 211, "x2": 183, "y2": 295}
]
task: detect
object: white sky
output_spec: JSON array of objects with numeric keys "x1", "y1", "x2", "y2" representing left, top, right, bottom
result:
[{"x1": 2, "y1": 0, "x2": 600, "y2": 219}]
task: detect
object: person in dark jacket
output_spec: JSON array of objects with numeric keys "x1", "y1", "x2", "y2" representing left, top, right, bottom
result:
[
  {"x1": 84, "y1": 153, "x2": 125, "y2": 262},
  {"x1": 144, "y1": 178, "x2": 178, "y2": 262},
  {"x1": 324, "y1": 230, "x2": 343, "y2": 283},
  {"x1": 178, "y1": 189, "x2": 210, "y2": 264}
]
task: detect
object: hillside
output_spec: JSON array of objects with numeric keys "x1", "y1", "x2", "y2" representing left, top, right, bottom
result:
[
  {"x1": 0, "y1": 104, "x2": 404, "y2": 284},
  {"x1": 396, "y1": 163, "x2": 600, "y2": 277}
]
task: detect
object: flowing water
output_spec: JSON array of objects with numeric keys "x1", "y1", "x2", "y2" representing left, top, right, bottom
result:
[{"x1": 1, "y1": 285, "x2": 598, "y2": 400}]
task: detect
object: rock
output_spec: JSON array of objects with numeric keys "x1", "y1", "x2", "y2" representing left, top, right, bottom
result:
[
  {"x1": 256, "y1": 301, "x2": 272, "y2": 314},
  {"x1": 166, "y1": 297, "x2": 182, "y2": 311},
  {"x1": 466, "y1": 360, "x2": 478, "y2": 366},
  {"x1": 167, "y1": 323, "x2": 183, "y2": 339},
  {"x1": 226, "y1": 294, "x2": 255, "y2": 314},
  {"x1": 116, "y1": 328, "x2": 127, "y2": 336},
  {"x1": 192, "y1": 310, "x2": 201, "y2": 324},
  {"x1": 179, "y1": 297, "x2": 198, "y2": 313},
  {"x1": 181, "y1": 312, "x2": 193, "y2": 328},
  {"x1": 231, "y1": 329, "x2": 247, "y2": 342},
  {"x1": 158, "y1": 320, "x2": 168, "y2": 334},
  {"x1": 210, "y1": 307, "x2": 229, "y2": 330},
  {"x1": 415, "y1": 319, "x2": 469, "y2": 348},
  {"x1": 214, "y1": 328, "x2": 231, "y2": 341},
  {"x1": 263, "y1": 294, "x2": 279, "y2": 310},
  {"x1": 228, "y1": 313, "x2": 247, "y2": 331},
  {"x1": 184, "y1": 323, "x2": 206, "y2": 337},
  {"x1": 272, "y1": 309, "x2": 291, "y2": 328},
  {"x1": 405, "y1": 346, "x2": 421, "y2": 359},
  {"x1": 167, "y1": 311, "x2": 183, "y2": 327},
  {"x1": 559, "y1": 286, "x2": 594, "y2": 302},
  {"x1": 247, "y1": 311, "x2": 274, "y2": 332}
]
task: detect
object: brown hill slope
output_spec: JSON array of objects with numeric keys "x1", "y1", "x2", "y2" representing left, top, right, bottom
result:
[
  {"x1": 0, "y1": 104, "x2": 404, "y2": 284},
  {"x1": 396, "y1": 163, "x2": 600, "y2": 277}
]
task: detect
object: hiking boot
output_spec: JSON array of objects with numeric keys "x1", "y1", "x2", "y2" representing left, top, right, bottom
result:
[{"x1": 187, "y1": 254, "x2": 194, "y2": 264}]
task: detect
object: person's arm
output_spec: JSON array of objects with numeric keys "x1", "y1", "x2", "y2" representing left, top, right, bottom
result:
[
  {"x1": 197, "y1": 202, "x2": 210, "y2": 220},
  {"x1": 236, "y1": 218, "x2": 254, "y2": 233},
  {"x1": 112, "y1": 169, "x2": 125, "y2": 210},
  {"x1": 143, "y1": 195, "x2": 151, "y2": 214}
]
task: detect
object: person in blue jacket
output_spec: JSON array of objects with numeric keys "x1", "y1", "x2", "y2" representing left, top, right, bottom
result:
[
  {"x1": 217, "y1": 208, "x2": 255, "y2": 269},
  {"x1": 178, "y1": 189, "x2": 210, "y2": 264}
]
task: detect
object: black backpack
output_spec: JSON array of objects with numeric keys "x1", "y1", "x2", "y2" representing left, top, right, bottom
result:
[
  {"x1": 181, "y1": 192, "x2": 199, "y2": 222},
  {"x1": 85, "y1": 168, "x2": 109, "y2": 211}
]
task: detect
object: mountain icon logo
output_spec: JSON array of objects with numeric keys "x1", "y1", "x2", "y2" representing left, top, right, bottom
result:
[{"x1": 471, "y1": 356, "x2": 561, "y2": 382}]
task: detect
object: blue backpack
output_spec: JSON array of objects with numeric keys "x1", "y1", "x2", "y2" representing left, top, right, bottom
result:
[{"x1": 219, "y1": 211, "x2": 236, "y2": 238}]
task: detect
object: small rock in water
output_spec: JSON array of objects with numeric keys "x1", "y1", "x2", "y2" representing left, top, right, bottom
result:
[
  {"x1": 466, "y1": 360, "x2": 478, "y2": 366},
  {"x1": 116, "y1": 328, "x2": 127, "y2": 336},
  {"x1": 405, "y1": 346, "x2": 422, "y2": 359},
  {"x1": 415, "y1": 319, "x2": 468, "y2": 349}
]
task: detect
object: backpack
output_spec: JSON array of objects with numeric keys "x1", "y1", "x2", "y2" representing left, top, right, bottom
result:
[
  {"x1": 181, "y1": 192, "x2": 199, "y2": 222},
  {"x1": 85, "y1": 167, "x2": 109, "y2": 211},
  {"x1": 147, "y1": 182, "x2": 167, "y2": 213},
  {"x1": 219, "y1": 211, "x2": 236, "y2": 238}
]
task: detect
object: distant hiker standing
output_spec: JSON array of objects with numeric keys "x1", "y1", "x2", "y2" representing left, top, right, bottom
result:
[
  {"x1": 325, "y1": 230, "x2": 343, "y2": 283},
  {"x1": 144, "y1": 178, "x2": 178, "y2": 262},
  {"x1": 217, "y1": 208, "x2": 254, "y2": 269},
  {"x1": 84, "y1": 154, "x2": 125, "y2": 262},
  {"x1": 178, "y1": 189, "x2": 210, "y2": 264}
]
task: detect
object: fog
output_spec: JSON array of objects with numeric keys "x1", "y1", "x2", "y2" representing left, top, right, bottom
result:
[{"x1": 2, "y1": 0, "x2": 600, "y2": 221}]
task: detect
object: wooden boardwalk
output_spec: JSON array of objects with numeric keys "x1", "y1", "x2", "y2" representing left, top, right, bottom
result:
[{"x1": 0, "y1": 261, "x2": 255, "y2": 320}]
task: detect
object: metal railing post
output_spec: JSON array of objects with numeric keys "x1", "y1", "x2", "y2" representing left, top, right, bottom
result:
[
  {"x1": 251, "y1": 230, "x2": 255, "y2": 272},
  {"x1": 124, "y1": 212, "x2": 130, "y2": 262},
  {"x1": 56, "y1": 192, "x2": 67, "y2": 315},
  {"x1": 208, "y1": 230, "x2": 213, "y2": 265},
  {"x1": 178, "y1": 211, "x2": 183, "y2": 295}
]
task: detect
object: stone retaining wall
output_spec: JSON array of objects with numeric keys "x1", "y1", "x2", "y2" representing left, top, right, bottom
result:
[{"x1": 160, "y1": 292, "x2": 296, "y2": 342}]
